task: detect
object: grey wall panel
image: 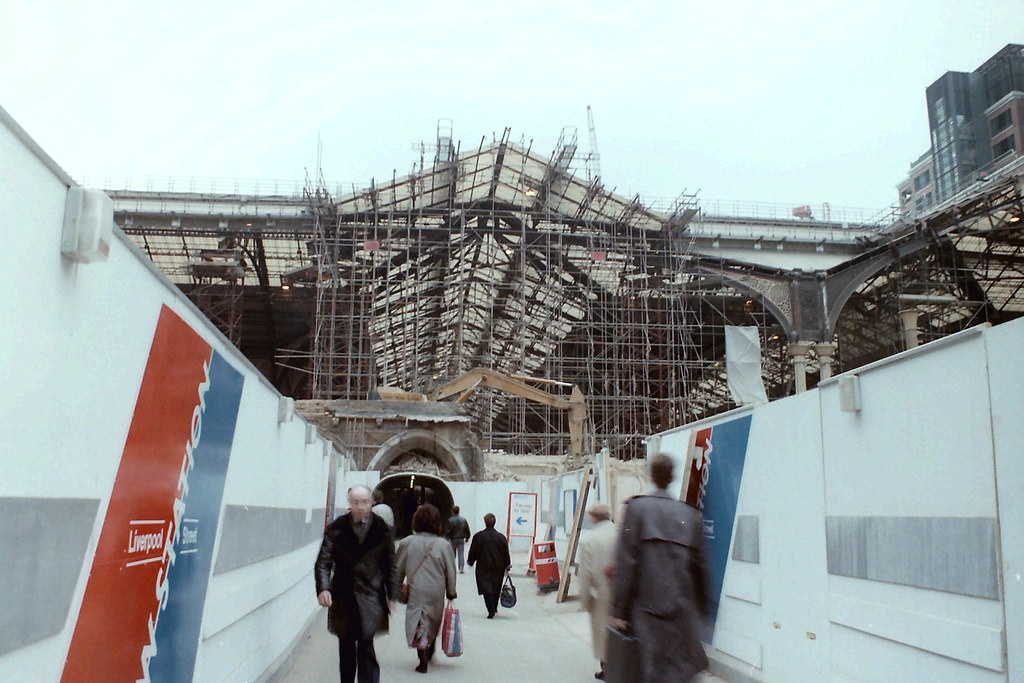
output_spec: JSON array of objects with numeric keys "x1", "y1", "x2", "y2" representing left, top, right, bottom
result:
[
  {"x1": 732, "y1": 515, "x2": 760, "y2": 563},
  {"x1": 0, "y1": 497, "x2": 99, "y2": 654},
  {"x1": 310, "y1": 508, "x2": 327, "y2": 534},
  {"x1": 214, "y1": 505, "x2": 327, "y2": 574},
  {"x1": 826, "y1": 516, "x2": 998, "y2": 599}
]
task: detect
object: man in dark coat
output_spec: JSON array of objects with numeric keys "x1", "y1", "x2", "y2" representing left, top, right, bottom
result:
[
  {"x1": 445, "y1": 505, "x2": 471, "y2": 573},
  {"x1": 466, "y1": 512, "x2": 511, "y2": 618},
  {"x1": 611, "y1": 453, "x2": 710, "y2": 682},
  {"x1": 316, "y1": 485, "x2": 399, "y2": 683}
]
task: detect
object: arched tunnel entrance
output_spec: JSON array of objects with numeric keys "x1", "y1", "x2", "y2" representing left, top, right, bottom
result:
[
  {"x1": 367, "y1": 428, "x2": 470, "y2": 479},
  {"x1": 373, "y1": 472, "x2": 454, "y2": 540}
]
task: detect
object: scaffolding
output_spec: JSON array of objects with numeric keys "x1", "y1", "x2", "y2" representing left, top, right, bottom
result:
[
  {"x1": 186, "y1": 245, "x2": 245, "y2": 346},
  {"x1": 835, "y1": 166, "x2": 1024, "y2": 368},
  {"x1": 113, "y1": 129, "x2": 1024, "y2": 467},
  {"x1": 296, "y1": 127, "x2": 787, "y2": 461}
]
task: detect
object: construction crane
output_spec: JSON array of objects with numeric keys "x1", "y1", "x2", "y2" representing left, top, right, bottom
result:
[
  {"x1": 428, "y1": 367, "x2": 591, "y2": 469},
  {"x1": 585, "y1": 105, "x2": 601, "y2": 184}
]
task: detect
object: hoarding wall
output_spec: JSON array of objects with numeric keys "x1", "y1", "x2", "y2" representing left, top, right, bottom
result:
[
  {"x1": 652, "y1": 321, "x2": 1022, "y2": 682},
  {"x1": 0, "y1": 109, "x2": 334, "y2": 681}
]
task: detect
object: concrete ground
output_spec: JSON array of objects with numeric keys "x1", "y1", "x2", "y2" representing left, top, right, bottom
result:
[{"x1": 280, "y1": 553, "x2": 724, "y2": 682}]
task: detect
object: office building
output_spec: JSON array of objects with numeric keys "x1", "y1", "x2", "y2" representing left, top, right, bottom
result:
[{"x1": 900, "y1": 43, "x2": 1024, "y2": 214}]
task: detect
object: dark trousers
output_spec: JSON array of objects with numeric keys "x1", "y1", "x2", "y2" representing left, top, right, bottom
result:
[
  {"x1": 338, "y1": 637, "x2": 379, "y2": 683},
  {"x1": 483, "y1": 592, "x2": 499, "y2": 616}
]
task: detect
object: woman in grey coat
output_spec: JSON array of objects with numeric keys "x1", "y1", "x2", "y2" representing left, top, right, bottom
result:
[{"x1": 396, "y1": 504, "x2": 458, "y2": 674}]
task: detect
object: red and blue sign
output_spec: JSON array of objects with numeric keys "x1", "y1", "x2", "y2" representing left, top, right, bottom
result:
[
  {"x1": 683, "y1": 414, "x2": 753, "y2": 637},
  {"x1": 62, "y1": 306, "x2": 244, "y2": 682}
]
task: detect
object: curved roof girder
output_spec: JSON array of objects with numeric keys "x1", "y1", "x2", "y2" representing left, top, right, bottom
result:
[
  {"x1": 690, "y1": 258, "x2": 796, "y2": 338},
  {"x1": 822, "y1": 164, "x2": 1024, "y2": 339}
]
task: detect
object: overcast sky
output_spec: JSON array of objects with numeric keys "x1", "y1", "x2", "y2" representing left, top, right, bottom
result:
[{"x1": 2, "y1": 1, "x2": 1020, "y2": 212}]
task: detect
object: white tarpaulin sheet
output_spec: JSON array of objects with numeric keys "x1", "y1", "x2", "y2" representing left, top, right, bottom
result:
[{"x1": 725, "y1": 326, "x2": 769, "y2": 405}]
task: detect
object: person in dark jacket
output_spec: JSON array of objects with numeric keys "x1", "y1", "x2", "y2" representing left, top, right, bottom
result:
[
  {"x1": 611, "y1": 453, "x2": 710, "y2": 682},
  {"x1": 466, "y1": 512, "x2": 511, "y2": 618},
  {"x1": 445, "y1": 505, "x2": 471, "y2": 573},
  {"x1": 315, "y1": 485, "x2": 399, "y2": 683}
]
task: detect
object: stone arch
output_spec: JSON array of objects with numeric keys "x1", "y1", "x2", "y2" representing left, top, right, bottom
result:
[
  {"x1": 691, "y1": 262, "x2": 796, "y2": 338},
  {"x1": 367, "y1": 428, "x2": 468, "y2": 476}
]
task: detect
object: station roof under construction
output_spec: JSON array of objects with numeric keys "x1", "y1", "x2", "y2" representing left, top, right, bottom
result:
[{"x1": 113, "y1": 129, "x2": 1024, "y2": 460}]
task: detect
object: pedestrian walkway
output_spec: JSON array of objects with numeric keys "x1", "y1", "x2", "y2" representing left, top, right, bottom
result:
[{"x1": 280, "y1": 553, "x2": 724, "y2": 682}]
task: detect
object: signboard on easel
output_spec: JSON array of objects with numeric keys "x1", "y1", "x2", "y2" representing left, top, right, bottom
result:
[{"x1": 507, "y1": 491, "x2": 538, "y2": 540}]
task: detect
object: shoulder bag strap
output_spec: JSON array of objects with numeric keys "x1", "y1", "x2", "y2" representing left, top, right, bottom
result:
[{"x1": 408, "y1": 539, "x2": 439, "y2": 583}]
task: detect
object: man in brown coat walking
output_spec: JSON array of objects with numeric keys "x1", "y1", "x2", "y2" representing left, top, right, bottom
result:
[{"x1": 611, "y1": 453, "x2": 710, "y2": 682}]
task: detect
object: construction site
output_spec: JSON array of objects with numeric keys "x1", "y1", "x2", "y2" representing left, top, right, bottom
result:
[
  {"x1": 6, "y1": 90, "x2": 1024, "y2": 680},
  {"x1": 108, "y1": 119, "x2": 1024, "y2": 474}
]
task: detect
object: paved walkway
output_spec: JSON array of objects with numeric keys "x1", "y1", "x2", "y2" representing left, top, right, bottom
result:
[{"x1": 280, "y1": 556, "x2": 724, "y2": 682}]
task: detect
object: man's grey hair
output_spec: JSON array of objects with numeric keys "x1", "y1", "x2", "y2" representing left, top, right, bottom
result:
[{"x1": 347, "y1": 484, "x2": 372, "y2": 501}]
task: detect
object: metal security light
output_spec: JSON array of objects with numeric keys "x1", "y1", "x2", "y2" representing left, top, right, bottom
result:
[
  {"x1": 61, "y1": 187, "x2": 113, "y2": 262},
  {"x1": 278, "y1": 396, "x2": 295, "y2": 423}
]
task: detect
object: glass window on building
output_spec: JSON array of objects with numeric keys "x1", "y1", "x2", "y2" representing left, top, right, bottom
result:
[
  {"x1": 915, "y1": 194, "x2": 935, "y2": 212},
  {"x1": 993, "y1": 135, "x2": 1016, "y2": 159},
  {"x1": 954, "y1": 83, "x2": 971, "y2": 116},
  {"x1": 913, "y1": 170, "x2": 931, "y2": 191},
  {"x1": 980, "y1": 45, "x2": 1024, "y2": 108},
  {"x1": 990, "y1": 109, "x2": 1013, "y2": 136}
]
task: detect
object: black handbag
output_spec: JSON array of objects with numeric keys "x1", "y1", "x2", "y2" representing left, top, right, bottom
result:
[
  {"x1": 604, "y1": 625, "x2": 641, "y2": 683},
  {"x1": 499, "y1": 571, "x2": 517, "y2": 608}
]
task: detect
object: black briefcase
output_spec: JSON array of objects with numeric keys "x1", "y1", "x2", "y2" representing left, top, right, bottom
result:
[{"x1": 604, "y1": 625, "x2": 641, "y2": 683}]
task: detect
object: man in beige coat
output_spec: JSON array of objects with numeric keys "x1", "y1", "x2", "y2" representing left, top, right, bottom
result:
[{"x1": 577, "y1": 502, "x2": 617, "y2": 680}]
